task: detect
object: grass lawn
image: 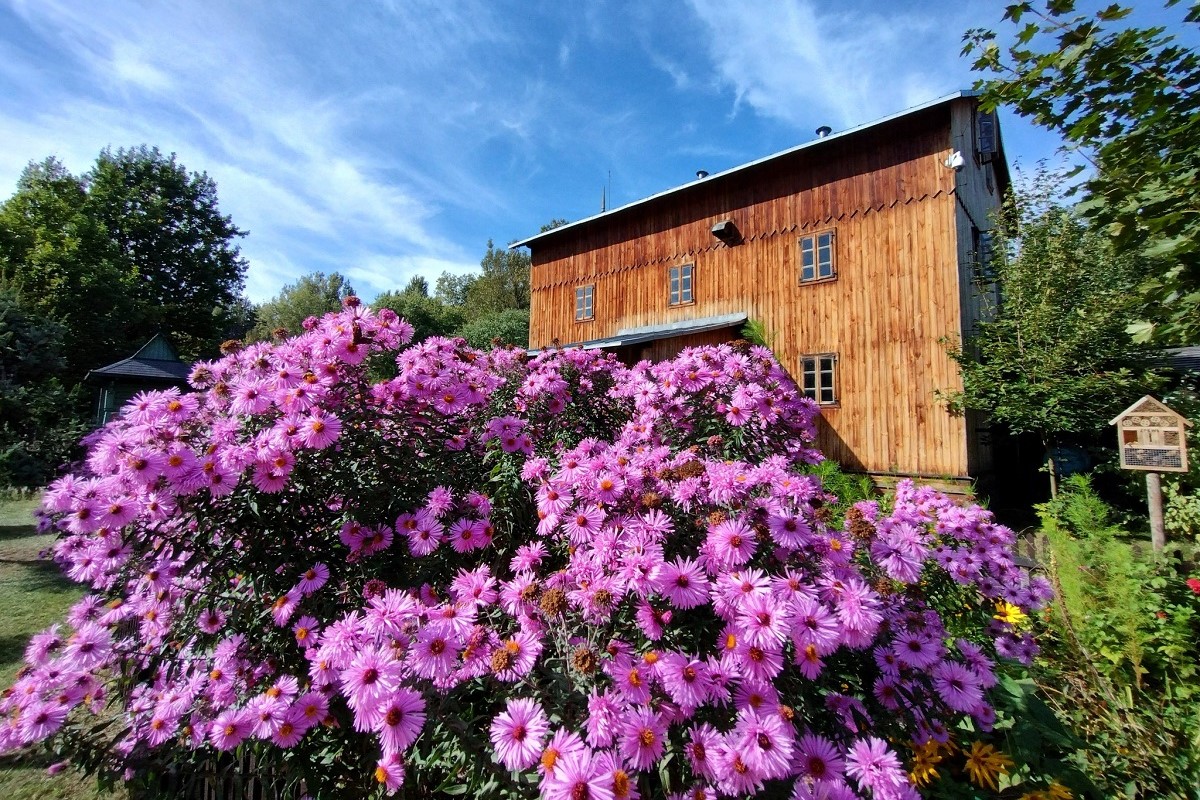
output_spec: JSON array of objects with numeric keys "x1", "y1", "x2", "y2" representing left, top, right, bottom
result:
[{"x1": 0, "y1": 496, "x2": 124, "y2": 800}]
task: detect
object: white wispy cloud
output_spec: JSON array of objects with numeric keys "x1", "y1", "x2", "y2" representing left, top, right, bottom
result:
[
  {"x1": 685, "y1": 0, "x2": 981, "y2": 129},
  {"x1": 0, "y1": 0, "x2": 522, "y2": 303}
]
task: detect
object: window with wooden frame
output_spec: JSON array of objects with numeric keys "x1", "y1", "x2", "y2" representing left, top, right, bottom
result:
[
  {"x1": 799, "y1": 230, "x2": 836, "y2": 283},
  {"x1": 668, "y1": 263, "x2": 694, "y2": 306},
  {"x1": 800, "y1": 353, "x2": 838, "y2": 405},
  {"x1": 574, "y1": 284, "x2": 595, "y2": 322}
]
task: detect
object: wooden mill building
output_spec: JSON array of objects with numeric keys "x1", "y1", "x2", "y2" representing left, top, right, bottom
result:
[{"x1": 513, "y1": 91, "x2": 1008, "y2": 487}]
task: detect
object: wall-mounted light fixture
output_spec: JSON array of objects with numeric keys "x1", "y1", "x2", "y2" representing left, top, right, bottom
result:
[{"x1": 711, "y1": 219, "x2": 742, "y2": 246}]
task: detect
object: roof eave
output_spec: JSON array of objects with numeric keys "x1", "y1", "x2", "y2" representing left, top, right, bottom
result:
[{"x1": 510, "y1": 90, "x2": 981, "y2": 250}]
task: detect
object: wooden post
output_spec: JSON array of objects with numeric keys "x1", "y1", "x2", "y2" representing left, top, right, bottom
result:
[{"x1": 1147, "y1": 471, "x2": 1165, "y2": 552}]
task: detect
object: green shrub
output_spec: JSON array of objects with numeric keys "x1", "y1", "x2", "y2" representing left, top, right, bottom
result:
[{"x1": 1033, "y1": 474, "x2": 1200, "y2": 799}]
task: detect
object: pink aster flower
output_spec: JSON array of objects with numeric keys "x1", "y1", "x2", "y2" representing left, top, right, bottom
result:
[
  {"x1": 619, "y1": 707, "x2": 666, "y2": 771},
  {"x1": 18, "y1": 702, "x2": 68, "y2": 744},
  {"x1": 374, "y1": 752, "x2": 406, "y2": 794},
  {"x1": 292, "y1": 615, "x2": 320, "y2": 649},
  {"x1": 654, "y1": 557, "x2": 711, "y2": 609},
  {"x1": 410, "y1": 624, "x2": 460, "y2": 680},
  {"x1": 539, "y1": 728, "x2": 587, "y2": 780},
  {"x1": 489, "y1": 697, "x2": 550, "y2": 771},
  {"x1": 543, "y1": 748, "x2": 614, "y2": 800},
  {"x1": 270, "y1": 718, "x2": 305, "y2": 748},
  {"x1": 209, "y1": 707, "x2": 254, "y2": 751},
  {"x1": 659, "y1": 652, "x2": 712, "y2": 711},
  {"x1": 287, "y1": 691, "x2": 329, "y2": 732},
  {"x1": 564, "y1": 505, "x2": 607, "y2": 544},
  {"x1": 300, "y1": 409, "x2": 342, "y2": 449},
  {"x1": 341, "y1": 646, "x2": 401, "y2": 714},
  {"x1": 737, "y1": 593, "x2": 791, "y2": 649},
  {"x1": 377, "y1": 688, "x2": 427, "y2": 755},
  {"x1": 931, "y1": 660, "x2": 984, "y2": 713},
  {"x1": 795, "y1": 733, "x2": 846, "y2": 786},
  {"x1": 686, "y1": 723, "x2": 721, "y2": 781},
  {"x1": 490, "y1": 631, "x2": 542, "y2": 683},
  {"x1": 271, "y1": 588, "x2": 302, "y2": 627},
  {"x1": 844, "y1": 737, "x2": 908, "y2": 799},
  {"x1": 708, "y1": 519, "x2": 757, "y2": 566},
  {"x1": 296, "y1": 563, "x2": 330, "y2": 595}
]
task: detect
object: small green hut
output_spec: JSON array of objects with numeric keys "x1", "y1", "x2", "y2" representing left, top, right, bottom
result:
[{"x1": 85, "y1": 333, "x2": 192, "y2": 425}]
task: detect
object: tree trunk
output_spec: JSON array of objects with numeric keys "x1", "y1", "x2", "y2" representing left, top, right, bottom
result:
[{"x1": 1045, "y1": 439, "x2": 1058, "y2": 499}]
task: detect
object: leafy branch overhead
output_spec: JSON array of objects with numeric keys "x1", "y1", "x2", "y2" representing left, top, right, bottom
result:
[{"x1": 963, "y1": 0, "x2": 1200, "y2": 344}]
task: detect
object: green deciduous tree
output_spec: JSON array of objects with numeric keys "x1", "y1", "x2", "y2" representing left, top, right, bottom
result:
[
  {"x1": 0, "y1": 158, "x2": 137, "y2": 377},
  {"x1": 85, "y1": 146, "x2": 248, "y2": 359},
  {"x1": 373, "y1": 277, "x2": 465, "y2": 344},
  {"x1": 0, "y1": 148, "x2": 249, "y2": 372},
  {"x1": 963, "y1": 0, "x2": 1200, "y2": 344},
  {"x1": 249, "y1": 271, "x2": 356, "y2": 341},
  {"x1": 0, "y1": 288, "x2": 88, "y2": 487},
  {"x1": 943, "y1": 192, "x2": 1159, "y2": 492},
  {"x1": 464, "y1": 239, "x2": 531, "y2": 320},
  {"x1": 457, "y1": 308, "x2": 530, "y2": 349}
]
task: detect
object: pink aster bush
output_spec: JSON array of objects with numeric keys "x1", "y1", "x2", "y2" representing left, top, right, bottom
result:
[{"x1": 2, "y1": 299, "x2": 1051, "y2": 799}]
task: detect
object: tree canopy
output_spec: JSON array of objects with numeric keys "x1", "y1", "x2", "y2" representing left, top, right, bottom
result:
[
  {"x1": 249, "y1": 272, "x2": 356, "y2": 341},
  {"x1": 0, "y1": 148, "x2": 248, "y2": 370},
  {"x1": 963, "y1": 0, "x2": 1200, "y2": 344},
  {"x1": 86, "y1": 146, "x2": 248, "y2": 357},
  {"x1": 944, "y1": 189, "x2": 1157, "y2": 448}
]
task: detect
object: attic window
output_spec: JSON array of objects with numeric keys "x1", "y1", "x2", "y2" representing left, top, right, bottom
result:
[
  {"x1": 799, "y1": 230, "x2": 836, "y2": 283},
  {"x1": 801, "y1": 353, "x2": 837, "y2": 405},
  {"x1": 976, "y1": 111, "x2": 998, "y2": 163},
  {"x1": 575, "y1": 284, "x2": 595, "y2": 322},
  {"x1": 669, "y1": 264, "x2": 694, "y2": 306}
]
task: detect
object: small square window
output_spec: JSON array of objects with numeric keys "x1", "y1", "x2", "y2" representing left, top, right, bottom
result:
[
  {"x1": 799, "y1": 230, "x2": 836, "y2": 283},
  {"x1": 801, "y1": 353, "x2": 837, "y2": 405},
  {"x1": 575, "y1": 284, "x2": 594, "y2": 321},
  {"x1": 669, "y1": 264, "x2": 694, "y2": 306}
]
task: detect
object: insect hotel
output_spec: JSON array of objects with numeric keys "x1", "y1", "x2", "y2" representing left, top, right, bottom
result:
[
  {"x1": 1110, "y1": 395, "x2": 1192, "y2": 551},
  {"x1": 1110, "y1": 395, "x2": 1191, "y2": 473}
]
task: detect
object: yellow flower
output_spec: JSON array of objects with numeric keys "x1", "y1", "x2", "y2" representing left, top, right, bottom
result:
[
  {"x1": 1021, "y1": 782, "x2": 1072, "y2": 800},
  {"x1": 963, "y1": 740, "x2": 1014, "y2": 792},
  {"x1": 1047, "y1": 781, "x2": 1073, "y2": 799},
  {"x1": 994, "y1": 600, "x2": 1028, "y2": 626},
  {"x1": 908, "y1": 739, "x2": 944, "y2": 787}
]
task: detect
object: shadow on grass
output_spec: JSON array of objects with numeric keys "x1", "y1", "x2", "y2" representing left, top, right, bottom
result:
[
  {"x1": 0, "y1": 633, "x2": 35, "y2": 670},
  {"x1": 0, "y1": 560, "x2": 74, "y2": 594},
  {"x1": 0, "y1": 526, "x2": 40, "y2": 542}
]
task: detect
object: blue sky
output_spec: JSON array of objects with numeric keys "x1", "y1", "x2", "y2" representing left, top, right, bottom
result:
[{"x1": 0, "y1": 1, "x2": 1191, "y2": 304}]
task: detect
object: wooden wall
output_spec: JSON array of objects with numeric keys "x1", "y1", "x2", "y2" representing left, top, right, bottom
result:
[{"x1": 527, "y1": 100, "x2": 1001, "y2": 480}]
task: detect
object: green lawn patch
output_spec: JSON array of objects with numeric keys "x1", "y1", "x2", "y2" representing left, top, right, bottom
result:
[{"x1": 0, "y1": 496, "x2": 123, "y2": 800}]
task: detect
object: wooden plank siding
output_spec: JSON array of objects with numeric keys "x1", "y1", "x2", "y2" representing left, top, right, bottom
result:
[{"x1": 525, "y1": 97, "x2": 1008, "y2": 482}]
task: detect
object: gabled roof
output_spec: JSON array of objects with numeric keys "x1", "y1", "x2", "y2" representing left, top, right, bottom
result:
[
  {"x1": 86, "y1": 333, "x2": 192, "y2": 384},
  {"x1": 1108, "y1": 395, "x2": 1194, "y2": 426},
  {"x1": 511, "y1": 90, "x2": 988, "y2": 250}
]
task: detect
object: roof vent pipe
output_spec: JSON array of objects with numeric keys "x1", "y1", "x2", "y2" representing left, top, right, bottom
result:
[
  {"x1": 815, "y1": 125, "x2": 832, "y2": 138},
  {"x1": 696, "y1": 170, "x2": 709, "y2": 179}
]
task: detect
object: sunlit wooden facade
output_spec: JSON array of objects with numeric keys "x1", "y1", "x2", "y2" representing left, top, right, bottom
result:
[{"x1": 515, "y1": 92, "x2": 1009, "y2": 485}]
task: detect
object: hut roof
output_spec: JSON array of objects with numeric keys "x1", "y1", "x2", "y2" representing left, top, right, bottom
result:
[{"x1": 86, "y1": 333, "x2": 191, "y2": 384}]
